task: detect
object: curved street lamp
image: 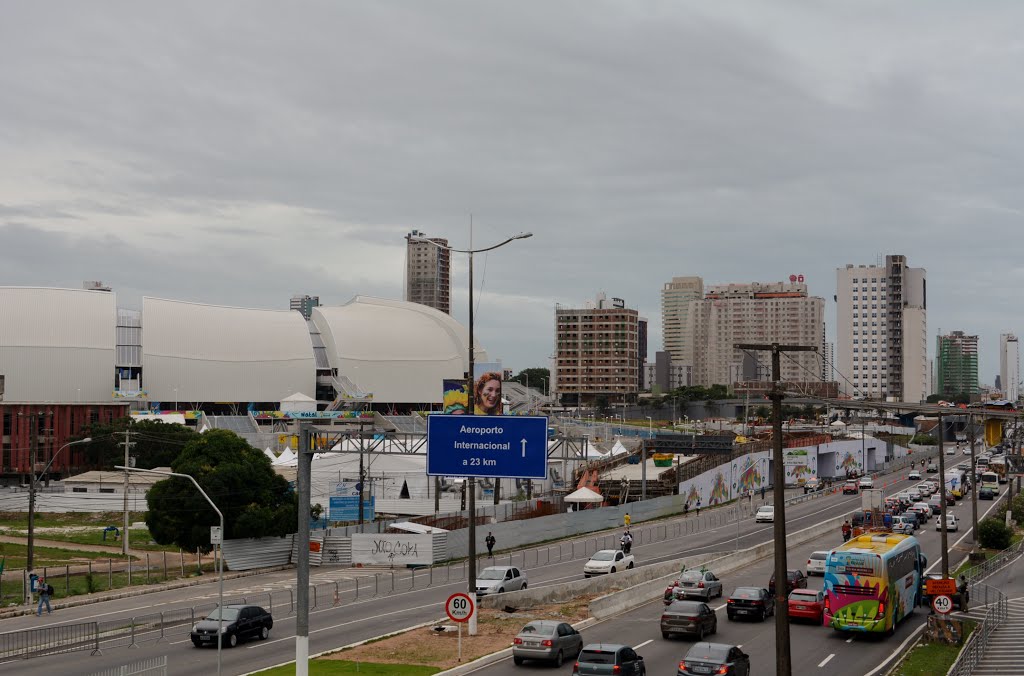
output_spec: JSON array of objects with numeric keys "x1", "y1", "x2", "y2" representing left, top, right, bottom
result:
[
  {"x1": 410, "y1": 226, "x2": 531, "y2": 636},
  {"x1": 27, "y1": 437, "x2": 92, "y2": 572}
]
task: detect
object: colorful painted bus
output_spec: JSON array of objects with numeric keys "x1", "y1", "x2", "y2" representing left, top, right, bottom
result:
[{"x1": 823, "y1": 533, "x2": 926, "y2": 634}]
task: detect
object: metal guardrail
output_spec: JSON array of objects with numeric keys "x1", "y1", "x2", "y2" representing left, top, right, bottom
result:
[
  {"x1": 962, "y1": 537, "x2": 1024, "y2": 585},
  {"x1": 88, "y1": 655, "x2": 167, "y2": 676},
  {"x1": 947, "y1": 582, "x2": 1007, "y2": 676}
]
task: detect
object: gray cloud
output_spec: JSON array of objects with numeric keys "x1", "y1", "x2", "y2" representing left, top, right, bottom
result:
[{"x1": 2, "y1": 1, "x2": 1023, "y2": 381}]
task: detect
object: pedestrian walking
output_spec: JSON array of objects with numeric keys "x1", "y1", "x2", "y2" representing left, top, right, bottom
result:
[
  {"x1": 485, "y1": 532, "x2": 496, "y2": 558},
  {"x1": 761, "y1": 485, "x2": 766, "y2": 502},
  {"x1": 624, "y1": 512, "x2": 631, "y2": 528},
  {"x1": 684, "y1": 501, "x2": 690, "y2": 517},
  {"x1": 747, "y1": 490, "x2": 753, "y2": 503},
  {"x1": 959, "y1": 575, "x2": 970, "y2": 611},
  {"x1": 37, "y1": 578, "x2": 53, "y2": 616},
  {"x1": 696, "y1": 498, "x2": 701, "y2": 516}
]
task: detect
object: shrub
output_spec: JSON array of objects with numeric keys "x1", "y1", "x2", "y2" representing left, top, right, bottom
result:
[
  {"x1": 910, "y1": 433, "x2": 936, "y2": 445},
  {"x1": 978, "y1": 517, "x2": 1012, "y2": 551},
  {"x1": 1012, "y1": 493, "x2": 1024, "y2": 525}
]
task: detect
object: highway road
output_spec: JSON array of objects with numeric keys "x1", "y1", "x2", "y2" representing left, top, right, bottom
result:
[
  {"x1": 0, "y1": 460, "x2": 969, "y2": 675},
  {"x1": 467, "y1": 461, "x2": 1008, "y2": 676}
]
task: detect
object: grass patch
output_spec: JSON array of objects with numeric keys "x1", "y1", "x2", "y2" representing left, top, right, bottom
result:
[
  {"x1": 0, "y1": 542, "x2": 130, "y2": 568},
  {"x1": 892, "y1": 641, "x2": 966, "y2": 675},
  {"x1": 252, "y1": 662, "x2": 440, "y2": 676},
  {"x1": 0, "y1": 528, "x2": 178, "y2": 552},
  {"x1": 0, "y1": 511, "x2": 147, "y2": 529}
]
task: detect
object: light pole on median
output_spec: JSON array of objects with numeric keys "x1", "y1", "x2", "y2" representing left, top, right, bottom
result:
[
  {"x1": 412, "y1": 224, "x2": 532, "y2": 635},
  {"x1": 117, "y1": 466, "x2": 225, "y2": 676},
  {"x1": 646, "y1": 416, "x2": 653, "y2": 439},
  {"x1": 27, "y1": 436, "x2": 92, "y2": 595}
]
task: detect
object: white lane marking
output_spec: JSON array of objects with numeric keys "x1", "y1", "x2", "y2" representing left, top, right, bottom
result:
[
  {"x1": 846, "y1": 637, "x2": 854, "y2": 643},
  {"x1": 818, "y1": 654, "x2": 835, "y2": 667},
  {"x1": 634, "y1": 639, "x2": 653, "y2": 650},
  {"x1": 253, "y1": 601, "x2": 440, "y2": 647},
  {"x1": 714, "y1": 603, "x2": 727, "y2": 611},
  {"x1": 864, "y1": 623, "x2": 926, "y2": 676}
]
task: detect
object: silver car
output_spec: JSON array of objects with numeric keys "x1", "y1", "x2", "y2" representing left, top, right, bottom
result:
[
  {"x1": 512, "y1": 620, "x2": 582, "y2": 667},
  {"x1": 475, "y1": 566, "x2": 527, "y2": 597},
  {"x1": 675, "y1": 569, "x2": 723, "y2": 601}
]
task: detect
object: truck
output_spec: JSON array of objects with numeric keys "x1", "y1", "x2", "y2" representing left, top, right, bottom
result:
[{"x1": 988, "y1": 457, "x2": 1008, "y2": 484}]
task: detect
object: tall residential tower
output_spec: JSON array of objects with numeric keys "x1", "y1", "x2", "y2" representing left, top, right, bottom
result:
[
  {"x1": 936, "y1": 331, "x2": 979, "y2": 398},
  {"x1": 661, "y1": 276, "x2": 704, "y2": 369},
  {"x1": 404, "y1": 230, "x2": 451, "y2": 315},
  {"x1": 1000, "y1": 333, "x2": 1019, "y2": 402}
]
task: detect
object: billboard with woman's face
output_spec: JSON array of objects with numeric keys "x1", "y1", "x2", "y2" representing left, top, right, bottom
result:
[
  {"x1": 441, "y1": 364, "x2": 505, "y2": 416},
  {"x1": 473, "y1": 371, "x2": 503, "y2": 416}
]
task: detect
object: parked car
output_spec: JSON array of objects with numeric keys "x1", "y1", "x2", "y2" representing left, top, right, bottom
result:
[
  {"x1": 908, "y1": 470, "x2": 922, "y2": 480},
  {"x1": 661, "y1": 600, "x2": 718, "y2": 640},
  {"x1": 726, "y1": 587, "x2": 775, "y2": 621},
  {"x1": 843, "y1": 481, "x2": 859, "y2": 495},
  {"x1": 936, "y1": 514, "x2": 959, "y2": 532},
  {"x1": 858, "y1": 476, "x2": 874, "y2": 489},
  {"x1": 754, "y1": 506, "x2": 775, "y2": 523},
  {"x1": 677, "y1": 642, "x2": 750, "y2": 676},
  {"x1": 572, "y1": 644, "x2": 646, "y2": 675},
  {"x1": 475, "y1": 566, "x2": 527, "y2": 596},
  {"x1": 513, "y1": 620, "x2": 583, "y2": 667},
  {"x1": 584, "y1": 550, "x2": 634, "y2": 577},
  {"x1": 769, "y1": 569, "x2": 807, "y2": 595},
  {"x1": 191, "y1": 604, "x2": 273, "y2": 648},
  {"x1": 980, "y1": 486, "x2": 996, "y2": 500},
  {"x1": 668, "y1": 569, "x2": 723, "y2": 601},
  {"x1": 788, "y1": 588, "x2": 825, "y2": 624},
  {"x1": 806, "y1": 551, "x2": 828, "y2": 576}
]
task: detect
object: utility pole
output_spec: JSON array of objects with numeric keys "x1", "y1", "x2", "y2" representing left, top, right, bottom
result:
[
  {"x1": 358, "y1": 439, "x2": 365, "y2": 530},
  {"x1": 26, "y1": 410, "x2": 39, "y2": 572},
  {"x1": 735, "y1": 342, "x2": 816, "y2": 676},
  {"x1": 937, "y1": 413, "x2": 948, "y2": 577},
  {"x1": 121, "y1": 426, "x2": 135, "y2": 556},
  {"x1": 969, "y1": 413, "x2": 979, "y2": 544}
]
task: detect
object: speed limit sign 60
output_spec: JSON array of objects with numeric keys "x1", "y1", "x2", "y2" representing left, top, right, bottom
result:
[
  {"x1": 446, "y1": 593, "x2": 474, "y2": 623},
  {"x1": 932, "y1": 594, "x2": 953, "y2": 615}
]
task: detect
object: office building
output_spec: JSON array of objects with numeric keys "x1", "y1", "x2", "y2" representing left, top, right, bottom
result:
[
  {"x1": 936, "y1": 331, "x2": 979, "y2": 398},
  {"x1": 644, "y1": 351, "x2": 692, "y2": 392},
  {"x1": 689, "y1": 280, "x2": 824, "y2": 388},
  {"x1": 638, "y1": 317, "x2": 648, "y2": 389},
  {"x1": 836, "y1": 255, "x2": 928, "y2": 402},
  {"x1": 289, "y1": 294, "x2": 320, "y2": 320},
  {"x1": 405, "y1": 230, "x2": 451, "y2": 315},
  {"x1": 1000, "y1": 333, "x2": 1019, "y2": 402},
  {"x1": 661, "y1": 276, "x2": 704, "y2": 368},
  {"x1": 553, "y1": 293, "x2": 639, "y2": 405}
]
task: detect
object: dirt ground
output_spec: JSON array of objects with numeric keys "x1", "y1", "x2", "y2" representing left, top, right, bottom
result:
[{"x1": 324, "y1": 597, "x2": 595, "y2": 670}]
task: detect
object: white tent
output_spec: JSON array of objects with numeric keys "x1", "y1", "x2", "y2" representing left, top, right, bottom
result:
[
  {"x1": 273, "y1": 448, "x2": 296, "y2": 466},
  {"x1": 564, "y1": 486, "x2": 604, "y2": 503},
  {"x1": 263, "y1": 448, "x2": 277, "y2": 461},
  {"x1": 830, "y1": 420, "x2": 848, "y2": 427}
]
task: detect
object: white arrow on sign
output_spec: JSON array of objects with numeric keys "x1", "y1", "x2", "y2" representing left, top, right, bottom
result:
[{"x1": 521, "y1": 438, "x2": 527, "y2": 458}]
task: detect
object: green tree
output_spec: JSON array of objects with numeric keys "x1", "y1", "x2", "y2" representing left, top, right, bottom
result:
[
  {"x1": 145, "y1": 430, "x2": 296, "y2": 552},
  {"x1": 978, "y1": 517, "x2": 1012, "y2": 550},
  {"x1": 754, "y1": 406, "x2": 770, "y2": 419},
  {"x1": 80, "y1": 418, "x2": 197, "y2": 470},
  {"x1": 509, "y1": 368, "x2": 550, "y2": 392},
  {"x1": 1011, "y1": 493, "x2": 1024, "y2": 525},
  {"x1": 926, "y1": 394, "x2": 944, "y2": 404}
]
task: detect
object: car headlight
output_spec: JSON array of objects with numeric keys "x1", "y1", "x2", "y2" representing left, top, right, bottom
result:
[
  {"x1": 221, "y1": 625, "x2": 230, "y2": 633},
  {"x1": 191, "y1": 624, "x2": 199, "y2": 633}
]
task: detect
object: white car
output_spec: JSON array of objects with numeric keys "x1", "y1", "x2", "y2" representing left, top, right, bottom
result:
[
  {"x1": 475, "y1": 566, "x2": 528, "y2": 596},
  {"x1": 858, "y1": 476, "x2": 874, "y2": 489},
  {"x1": 936, "y1": 514, "x2": 959, "y2": 532},
  {"x1": 755, "y1": 506, "x2": 775, "y2": 523},
  {"x1": 908, "y1": 470, "x2": 922, "y2": 480},
  {"x1": 806, "y1": 551, "x2": 828, "y2": 576},
  {"x1": 583, "y1": 550, "x2": 634, "y2": 577},
  {"x1": 946, "y1": 447, "x2": 957, "y2": 455}
]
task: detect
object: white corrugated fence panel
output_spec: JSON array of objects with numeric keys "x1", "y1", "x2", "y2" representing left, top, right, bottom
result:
[
  {"x1": 221, "y1": 535, "x2": 295, "y2": 571},
  {"x1": 321, "y1": 535, "x2": 352, "y2": 566},
  {"x1": 351, "y1": 533, "x2": 438, "y2": 566}
]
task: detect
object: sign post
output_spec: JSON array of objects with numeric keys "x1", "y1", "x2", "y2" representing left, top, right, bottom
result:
[
  {"x1": 446, "y1": 593, "x2": 474, "y2": 662},
  {"x1": 932, "y1": 594, "x2": 953, "y2": 615}
]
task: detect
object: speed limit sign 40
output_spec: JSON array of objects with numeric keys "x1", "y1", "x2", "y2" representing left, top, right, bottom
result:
[
  {"x1": 932, "y1": 594, "x2": 954, "y2": 615},
  {"x1": 446, "y1": 593, "x2": 474, "y2": 623}
]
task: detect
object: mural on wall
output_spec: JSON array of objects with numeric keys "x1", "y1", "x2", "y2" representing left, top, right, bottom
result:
[
  {"x1": 837, "y1": 451, "x2": 862, "y2": 476},
  {"x1": 784, "y1": 448, "x2": 814, "y2": 484},
  {"x1": 732, "y1": 451, "x2": 770, "y2": 495},
  {"x1": 680, "y1": 451, "x2": 769, "y2": 504},
  {"x1": 709, "y1": 472, "x2": 730, "y2": 505}
]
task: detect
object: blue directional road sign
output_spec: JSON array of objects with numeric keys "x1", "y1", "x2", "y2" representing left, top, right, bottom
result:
[{"x1": 426, "y1": 415, "x2": 548, "y2": 479}]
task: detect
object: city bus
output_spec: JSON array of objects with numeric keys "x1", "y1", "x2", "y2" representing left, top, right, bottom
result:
[
  {"x1": 980, "y1": 471, "x2": 1000, "y2": 493},
  {"x1": 823, "y1": 533, "x2": 925, "y2": 635},
  {"x1": 944, "y1": 469, "x2": 967, "y2": 499}
]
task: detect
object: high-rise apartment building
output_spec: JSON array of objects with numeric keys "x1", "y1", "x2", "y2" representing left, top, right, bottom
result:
[
  {"x1": 661, "y1": 276, "x2": 704, "y2": 368},
  {"x1": 836, "y1": 256, "x2": 928, "y2": 402},
  {"x1": 822, "y1": 340, "x2": 835, "y2": 382},
  {"x1": 936, "y1": 331, "x2": 979, "y2": 398},
  {"x1": 404, "y1": 230, "x2": 451, "y2": 315},
  {"x1": 689, "y1": 280, "x2": 824, "y2": 387},
  {"x1": 289, "y1": 294, "x2": 320, "y2": 320},
  {"x1": 1000, "y1": 333, "x2": 1019, "y2": 402},
  {"x1": 553, "y1": 293, "x2": 639, "y2": 404}
]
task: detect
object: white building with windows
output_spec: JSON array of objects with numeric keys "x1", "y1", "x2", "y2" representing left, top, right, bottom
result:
[
  {"x1": 836, "y1": 256, "x2": 928, "y2": 402},
  {"x1": 1001, "y1": 333, "x2": 1020, "y2": 402},
  {"x1": 661, "y1": 276, "x2": 703, "y2": 369}
]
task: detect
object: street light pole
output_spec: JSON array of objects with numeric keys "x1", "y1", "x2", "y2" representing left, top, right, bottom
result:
[
  {"x1": 412, "y1": 225, "x2": 532, "y2": 636},
  {"x1": 27, "y1": 436, "x2": 92, "y2": 580},
  {"x1": 646, "y1": 416, "x2": 653, "y2": 439},
  {"x1": 118, "y1": 466, "x2": 225, "y2": 676}
]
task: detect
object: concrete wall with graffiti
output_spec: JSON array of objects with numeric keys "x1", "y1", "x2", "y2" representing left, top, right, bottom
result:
[{"x1": 678, "y1": 451, "x2": 770, "y2": 507}]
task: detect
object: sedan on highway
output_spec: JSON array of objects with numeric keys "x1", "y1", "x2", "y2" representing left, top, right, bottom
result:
[
  {"x1": 191, "y1": 604, "x2": 273, "y2": 648},
  {"x1": 669, "y1": 569, "x2": 723, "y2": 601},
  {"x1": 661, "y1": 599, "x2": 718, "y2": 640},
  {"x1": 584, "y1": 550, "x2": 634, "y2": 577},
  {"x1": 572, "y1": 643, "x2": 646, "y2": 675},
  {"x1": 768, "y1": 569, "x2": 807, "y2": 595},
  {"x1": 754, "y1": 505, "x2": 774, "y2": 523},
  {"x1": 980, "y1": 486, "x2": 996, "y2": 500},
  {"x1": 475, "y1": 566, "x2": 527, "y2": 596},
  {"x1": 512, "y1": 620, "x2": 583, "y2": 667},
  {"x1": 936, "y1": 514, "x2": 959, "y2": 532},
  {"x1": 843, "y1": 481, "x2": 859, "y2": 495},
  {"x1": 908, "y1": 470, "x2": 922, "y2": 480},
  {"x1": 858, "y1": 476, "x2": 874, "y2": 489},
  {"x1": 726, "y1": 587, "x2": 775, "y2": 621},
  {"x1": 677, "y1": 642, "x2": 750, "y2": 676},
  {"x1": 806, "y1": 551, "x2": 828, "y2": 576},
  {"x1": 788, "y1": 588, "x2": 825, "y2": 624}
]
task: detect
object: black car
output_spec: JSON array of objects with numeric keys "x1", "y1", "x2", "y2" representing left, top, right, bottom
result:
[
  {"x1": 726, "y1": 587, "x2": 775, "y2": 621},
  {"x1": 573, "y1": 644, "x2": 646, "y2": 675},
  {"x1": 661, "y1": 600, "x2": 718, "y2": 640},
  {"x1": 980, "y1": 486, "x2": 996, "y2": 500},
  {"x1": 768, "y1": 569, "x2": 807, "y2": 595},
  {"x1": 678, "y1": 642, "x2": 750, "y2": 676},
  {"x1": 191, "y1": 604, "x2": 273, "y2": 648}
]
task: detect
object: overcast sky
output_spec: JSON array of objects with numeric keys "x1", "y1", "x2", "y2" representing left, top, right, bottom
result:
[{"x1": 2, "y1": 2, "x2": 1022, "y2": 386}]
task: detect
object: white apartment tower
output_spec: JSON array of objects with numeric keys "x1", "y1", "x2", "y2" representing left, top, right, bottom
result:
[
  {"x1": 1001, "y1": 333, "x2": 1020, "y2": 402},
  {"x1": 689, "y1": 280, "x2": 824, "y2": 387},
  {"x1": 836, "y1": 255, "x2": 928, "y2": 402},
  {"x1": 661, "y1": 276, "x2": 704, "y2": 368}
]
